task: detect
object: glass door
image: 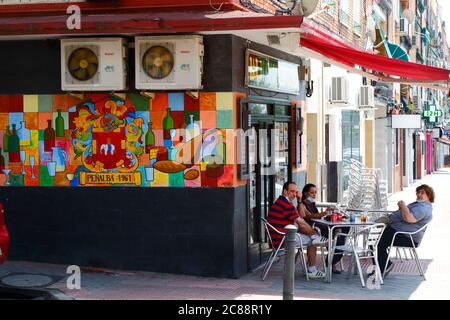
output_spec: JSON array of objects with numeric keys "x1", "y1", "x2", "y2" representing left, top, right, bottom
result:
[
  {"x1": 247, "y1": 102, "x2": 291, "y2": 271},
  {"x1": 248, "y1": 120, "x2": 274, "y2": 270}
]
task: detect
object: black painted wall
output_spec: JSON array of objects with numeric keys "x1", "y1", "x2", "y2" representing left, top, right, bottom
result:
[
  {"x1": 327, "y1": 161, "x2": 342, "y2": 203},
  {"x1": 0, "y1": 34, "x2": 302, "y2": 95},
  {"x1": 0, "y1": 186, "x2": 248, "y2": 278}
]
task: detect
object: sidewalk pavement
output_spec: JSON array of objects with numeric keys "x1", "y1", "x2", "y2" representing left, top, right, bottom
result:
[{"x1": 1, "y1": 168, "x2": 449, "y2": 300}]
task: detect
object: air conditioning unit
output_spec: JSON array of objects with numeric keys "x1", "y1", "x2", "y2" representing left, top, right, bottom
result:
[
  {"x1": 359, "y1": 86, "x2": 375, "y2": 107},
  {"x1": 399, "y1": 18, "x2": 409, "y2": 35},
  {"x1": 61, "y1": 38, "x2": 127, "y2": 91},
  {"x1": 329, "y1": 77, "x2": 349, "y2": 103},
  {"x1": 135, "y1": 35, "x2": 204, "y2": 90}
]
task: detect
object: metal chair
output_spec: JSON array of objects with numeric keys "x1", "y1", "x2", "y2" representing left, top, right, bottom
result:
[
  {"x1": 383, "y1": 223, "x2": 430, "y2": 280},
  {"x1": 261, "y1": 218, "x2": 310, "y2": 281},
  {"x1": 330, "y1": 223, "x2": 386, "y2": 287}
]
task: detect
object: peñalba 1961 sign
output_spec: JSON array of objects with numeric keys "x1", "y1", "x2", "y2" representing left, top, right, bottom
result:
[{"x1": 79, "y1": 172, "x2": 142, "y2": 186}]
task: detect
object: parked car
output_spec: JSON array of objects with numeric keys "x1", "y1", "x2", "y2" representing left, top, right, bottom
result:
[{"x1": 0, "y1": 203, "x2": 9, "y2": 264}]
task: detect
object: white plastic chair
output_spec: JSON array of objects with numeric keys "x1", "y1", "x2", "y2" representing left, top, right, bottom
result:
[
  {"x1": 331, "y1": 223, "x2": 386, "y2": 287},
  {"x1": 261, "y1": 218, "x2": 311, "y2": 281},
  {"x1": 383, "y1": 223, "x2": 430, "y2": 280}
]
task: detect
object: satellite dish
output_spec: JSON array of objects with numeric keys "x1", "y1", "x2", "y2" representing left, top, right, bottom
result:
[
  {"x1": 402, "y1": 9, "x2": 415, "y2": 24},
  {"x1": 286, "y1": 0, "x2": 320, "y2": 17}
]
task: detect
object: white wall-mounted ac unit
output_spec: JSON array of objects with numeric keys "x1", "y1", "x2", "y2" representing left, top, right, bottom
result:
[
  {"x1": 135, "y1": 35, "x2": 204, "y2": 90},
  {"x1": 61, "y1": 38, "x2": 127, "y2": 91},
  {"x1": 399, "y1": 18, "x2": 409, "y2": 35},
  {"x1": 359, "y1": 85, "x2": 375, "y2": 107},
  {"x1": 329, "y1": 77, "x2": 349, "y2": 103}
]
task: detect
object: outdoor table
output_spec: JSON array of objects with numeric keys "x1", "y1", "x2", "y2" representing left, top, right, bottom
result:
[{"x1": 310, "y1": 217, "x2": 375, "y2": 283}]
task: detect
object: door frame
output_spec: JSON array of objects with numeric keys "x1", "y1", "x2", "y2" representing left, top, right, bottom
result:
[{"x1": 243, "y1": 96, "x2": 293, "y2": 271}]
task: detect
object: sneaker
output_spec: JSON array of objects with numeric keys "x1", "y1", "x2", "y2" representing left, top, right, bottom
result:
[
  {"x1": 312, "y1": 236, "x2": 328, "y2": 246},
  {"x1": 308, "y1": 269, "x2": 326, "y2": 279},
  {"x1": 384, "y1": 261, "x2": 395, "y2": 277}
]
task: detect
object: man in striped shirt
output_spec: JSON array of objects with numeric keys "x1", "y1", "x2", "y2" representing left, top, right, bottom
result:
[{"x1": 267, "y1": 181, "x2": 327, "y2": 278}]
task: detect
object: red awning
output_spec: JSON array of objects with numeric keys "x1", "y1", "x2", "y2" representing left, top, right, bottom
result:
[
  {"x1": 0, "y1": 9, "x2": 303, "y2": 37},
  {"x1": 299, "y1": 28, "x2": 450, "y2": 88}
]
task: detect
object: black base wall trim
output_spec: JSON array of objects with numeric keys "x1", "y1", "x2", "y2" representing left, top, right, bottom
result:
[{"x1": 0, "y1": 186, "x2": 248, "y2": 278}]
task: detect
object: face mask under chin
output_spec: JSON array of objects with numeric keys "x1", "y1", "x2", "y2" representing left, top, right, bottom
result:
[{"x1": 307, "y1": 197, "x2": 316, "y2": 203}]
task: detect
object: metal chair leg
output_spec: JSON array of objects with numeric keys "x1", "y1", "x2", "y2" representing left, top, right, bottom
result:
[
  {"x1": 396, "y1": 247, "x2": 403, "y2": 262},
  {"x1": 301, "y1": 248, "x2": 310, "y2": 281},
  {"x1": 262, "y1": 249, "x2": 278, "y2": 280},
  {"x1": 346, "y1": 254, "x2": 354, "y2": 280},
  {"x1": 403, "y1": 248, "x2": 410, "y2": 261},
  {"x1": 321, "y1": 246, "x2": 327, "y2": 274},
  {"x1": 383, "y1": 246, "x2": 391, "y2": 279},
  {"x1": 374, "y1": 251, "x2": 384, "y2": 285},
  {"x1": 354, "y1": 254, "x2": 365, "y2": 287},
  {"x1": 411, "y1": 247, "x2": 426, "y2": 281}
]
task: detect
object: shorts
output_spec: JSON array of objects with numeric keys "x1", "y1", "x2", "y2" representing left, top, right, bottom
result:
[{"x1": 295, "y1": 233, "x2": 312, "y2": 246}]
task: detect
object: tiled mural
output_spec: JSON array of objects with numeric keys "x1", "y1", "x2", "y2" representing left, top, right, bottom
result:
[{"x1": 0, "y1": 93, "x2": 236, "y2": 187}]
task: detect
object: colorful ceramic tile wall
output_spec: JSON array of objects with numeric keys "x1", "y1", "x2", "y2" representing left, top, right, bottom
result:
[{"x1": 0, "y1": 93, "x2": 237, "y2": 187}]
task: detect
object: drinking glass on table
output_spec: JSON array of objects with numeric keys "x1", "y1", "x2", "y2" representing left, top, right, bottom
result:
[{"x1": 361, "y1": 212, "x2": 367, "y2": 223}]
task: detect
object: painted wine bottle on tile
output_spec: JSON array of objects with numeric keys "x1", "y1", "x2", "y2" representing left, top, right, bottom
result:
[
  {"x1": 145, "y1": 122, "x2": 155, "y2": 154},
  {"x1": 8, "y1": 124, "x2": 20, "y2": 162},
  {"x1": 17, "y1": 120, "x2": 31, "y2": 146},
  {"x1": 0, "y1": 148, "x2": 5, "y2": 171},
  {"x1": 55, "y1": 109, "x2": 65, "y2": 137},
  {"x1": 44, "y1": 119, "x2": 56, "y2": 152},
  {"x1": 3, "y1": 125, "x2": 11, "y2": 152},
  {"x1": 163, "y1": 107, "x2": 174, "y2": 148},
  {"x1": 215, "y1": 135, "x2": 226, "y2": 165}
]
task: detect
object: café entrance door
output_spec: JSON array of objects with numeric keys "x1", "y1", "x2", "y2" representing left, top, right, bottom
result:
[{"x1": 247, "y1": 103, "x2": 291, "y2": 271}]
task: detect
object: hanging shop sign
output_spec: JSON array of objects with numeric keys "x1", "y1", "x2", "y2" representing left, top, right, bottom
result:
[
  {"x1": 422, "y1": 104, "x2": 443, "y2": 124},
  {"x1": 246, "y1": 49, "x2": 300, "y2": 95},
  {"x1": 391, "y1": 114, "x2": 422, "y2": 129}
]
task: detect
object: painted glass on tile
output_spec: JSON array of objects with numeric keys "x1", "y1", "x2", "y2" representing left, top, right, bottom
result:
[{"x1": 0, "y1": 93, "x2": 236, "y2": 187}]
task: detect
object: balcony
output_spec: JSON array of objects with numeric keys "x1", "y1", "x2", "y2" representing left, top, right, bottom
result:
[
  {"x1": 377, "y1": 0, "x2": 392, "y2": 16},
  {"x1": 400, "y1": 35, "x2": 413, "y2": 50},
  {"x1": 421, "y1": 27, "x2": 430, "y2": 45},
  {"x1": 417, "y1": 0, "x2": 425, "y2": 13},
  {"x1": 416, "y1": 49, "x2": 424, "y2": 64}
]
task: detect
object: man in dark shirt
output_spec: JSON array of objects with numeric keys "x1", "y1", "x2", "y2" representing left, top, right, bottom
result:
[{"x1": 267, "y1": 181, "x2": 327, "y2": 278}]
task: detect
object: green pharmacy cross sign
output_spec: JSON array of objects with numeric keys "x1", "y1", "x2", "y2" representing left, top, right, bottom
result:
[{"x1": 423, "y1": 105, "x2": 443, "y2": 123}]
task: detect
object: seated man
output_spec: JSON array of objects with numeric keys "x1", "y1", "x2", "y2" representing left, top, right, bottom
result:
[
  {"x1": 267, "y1": 181, "x2": 327, "y2": 278},
  {"x1": 376, "y1": 184, "x2": 434, "y2": 276}
]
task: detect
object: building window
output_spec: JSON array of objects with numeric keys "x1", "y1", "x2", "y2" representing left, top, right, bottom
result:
[
  {"x1": 339, "y1": 0, "x2": 350, "y2": 27},
  {"x1": 322, "y1": 0, "x2": 336, "y2": 16},
  {"x1": 353, "y1": 0, "x2": 361, "y2": 35},
  {"x1": 342, "y1": 111, "x2": 361, "y2": 190}
]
